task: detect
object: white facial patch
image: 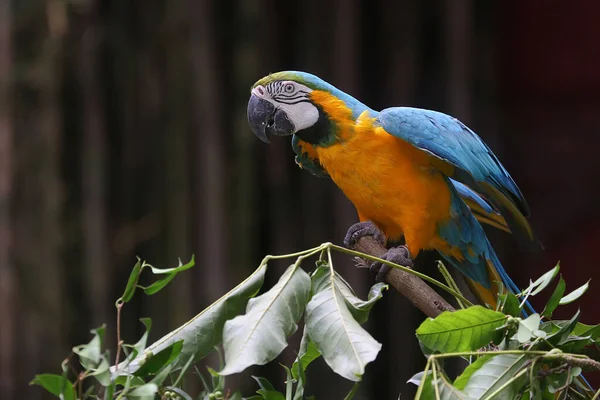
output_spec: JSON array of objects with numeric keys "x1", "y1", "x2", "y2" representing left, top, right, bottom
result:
[{"x1": 252, "y1": 81, "x2": 319, "y2": 133}]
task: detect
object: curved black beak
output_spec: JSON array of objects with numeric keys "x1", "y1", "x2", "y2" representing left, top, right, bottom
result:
[
  {"x1": 247, "y1": 94, "x2": 295, "y2": 143},
  {"x1": 247, "y1": 94, "x2": 274, "y2": 143}
]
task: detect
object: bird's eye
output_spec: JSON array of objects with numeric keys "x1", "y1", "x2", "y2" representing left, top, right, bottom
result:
[{"x1": 284, "y1": 84, "x2": 295, "y2": 93}]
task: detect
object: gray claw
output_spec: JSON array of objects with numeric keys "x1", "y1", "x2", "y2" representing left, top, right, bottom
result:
[
  {"x1": 371, "y1": 245, "x2": 413, "y2": 282},
  {"x1": 344, "y1": 221, "x2": 386, "y2": 248}
]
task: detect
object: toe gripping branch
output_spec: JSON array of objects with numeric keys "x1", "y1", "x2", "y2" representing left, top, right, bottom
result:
[{"x1": 344, "y1": 221, "x2": 454, "y2": 318}]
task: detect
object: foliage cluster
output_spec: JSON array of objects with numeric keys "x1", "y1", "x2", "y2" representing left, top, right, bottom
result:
[{"x1": 32, "y1": 243, "x2": 599, "y2": 399}]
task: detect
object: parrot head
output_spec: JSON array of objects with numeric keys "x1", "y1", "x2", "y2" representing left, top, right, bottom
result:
[{"x1": 247, "y1": 71, "x2": 371, "y2": 146}]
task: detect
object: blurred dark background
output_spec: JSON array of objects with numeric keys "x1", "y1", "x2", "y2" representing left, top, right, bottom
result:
[{"x1": 1, "y1": 0, "x2": 600, "y2": 398}]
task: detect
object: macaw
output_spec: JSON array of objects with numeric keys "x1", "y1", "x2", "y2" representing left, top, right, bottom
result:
[{"x1": 246, "y1": 71, "x2": 538, "y2": 308}]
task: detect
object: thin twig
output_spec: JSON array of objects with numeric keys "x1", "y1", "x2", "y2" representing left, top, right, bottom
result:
[
  {"x1": 114, "y1": 300, "x2": 124, "y2": 368},
  {"x1": 340, "y1": 237, "x2": 456, "y2": 317}
]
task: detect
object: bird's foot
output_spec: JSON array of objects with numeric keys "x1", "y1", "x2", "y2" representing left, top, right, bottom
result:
[
  {"x1": 371, "y1": 245, "x2": 414, "y2": 282},
  {"x1": 343, "y1": 221, "x2": 386, "y2": 248}
]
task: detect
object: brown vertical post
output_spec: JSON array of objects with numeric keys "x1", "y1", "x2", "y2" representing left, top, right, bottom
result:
[
  {"x1": 79, "y1": 0, "x2": 110, "y2": 326},
  {"x1": 0, "y1": 0, "x2": 14, "y2": 396}
]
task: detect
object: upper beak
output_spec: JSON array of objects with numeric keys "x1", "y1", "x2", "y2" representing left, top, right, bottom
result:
[
  {"x1": 247, "y1": 93, "x2": 296, "y2": 143},
  {"x1": 247, "y1": 94, "x2": 274, "y2": 143}
]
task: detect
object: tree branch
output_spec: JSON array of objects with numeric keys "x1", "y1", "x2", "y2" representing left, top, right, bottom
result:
[{"x1": 349, "y1": 236, "x2": 455, "y2": 317}]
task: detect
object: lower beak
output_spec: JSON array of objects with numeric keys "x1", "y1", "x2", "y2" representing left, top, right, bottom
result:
[{"x1": 247, "y1": 94, "x2": 275, "y2": 143}]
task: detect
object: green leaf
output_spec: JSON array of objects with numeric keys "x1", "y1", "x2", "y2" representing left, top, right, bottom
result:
[
  {"x1": 124, "y1": 318, "x2": 152, "y2": 363},
  {"x1": 516, "y1": 313, "x2": 541, "y2": 343},
  {"x1": 257, "y1": 390, "x2": 286, "y2": 400},
  {"x1": 416, "y1": 306, "x2": 506, "y2": 353},
  {"x1": 253, "y1": 376, "x2": 277, "y2": 391},
  {"x1": 559, "y1": 280, "x2": 590, "y2": 305},
  {"x1": 457, "y1": 354, "x2": 529, "y2": 399},
  {"x1": 542, "y1": 276, "x2": 566, "y2": 317},
  {"x1": 73, "y1": 325, "x2": 105, "y2": 370},
  {"x1": 453, "y1": 355, "x2": 494, "y2": 390},
  {"x1": 560, "y1": 336, "x2": 593, "y2": 353},
  {"x1": 500, "y1": 291, "x2": 521, "y2": 318},
  {"x1": 572, "y1": 322, "x2": 600, "y2": 339},
  {"x1": 415, "y1": 370, "x2": 470, "y2": 400},
  {"x1": 221, "y1": 265, "x2": 311, "y2": 375},
  {"x1": 128, "y1": 382, "x2": 159, "y2": 399},
  {"x1": 103, "y1": 383, "x2": 115, "y2": 400},
  {"x1": 134, "y1": 340, "x2": 183, "y2": 377},
  {"x1": 336, "y1": 279, "x2": 387, "y2": 323},
  {"x1": 89, "y1": 356, "x2": 111, "y2": 386},
  {"x1": 304, "y1": 265, "x2": 381, "y2": 382},
  {"x1": 546, "y1": 310, "x2": 580, "y2": 346},
  {"x1": 293, "y1": 355, "x2": 306, "y2": 400},
  {"x1": 30, "y1": 374, "x2": 75, "y2": 400},
  {"x1": 149, "y1": 364, "x2": 172, "y2": 386},
  {"x1": 114, "y1": 264, "x2": 266, "y2": 376},
  {"x1": 528, "y1": 264, "x2": 560, "y2": 296},
  {"x1": 291, "y1": 327, "x2": 321, "y2": 380},
  {"x1": 120, "y1": 258, "x2": 143, "y2": 303},
  {"x1": 142, "y1": 256, "x2": 195, "y2": 295}
]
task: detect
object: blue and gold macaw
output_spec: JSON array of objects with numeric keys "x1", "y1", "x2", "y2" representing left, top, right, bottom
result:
[{"x1": 247, "y1": 71, "x2": 538, "y2": 308}]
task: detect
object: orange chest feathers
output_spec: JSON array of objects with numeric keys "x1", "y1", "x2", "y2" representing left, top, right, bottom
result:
[{"x1": 297, "y1": 112, "x2": 453, "y2": 246}]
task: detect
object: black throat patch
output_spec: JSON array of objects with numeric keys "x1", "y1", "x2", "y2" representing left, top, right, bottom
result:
[{"x1": 294, "y1": 104, "x2": 335, "y2": 146}]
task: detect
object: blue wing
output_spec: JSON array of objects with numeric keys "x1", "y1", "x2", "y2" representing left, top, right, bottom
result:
[
  {"x1": 451, "y1": 179, "x2": 510, "y2": 234},
  {"x1": 378, "y1": 107, "x2": 538, "y2": 250}
]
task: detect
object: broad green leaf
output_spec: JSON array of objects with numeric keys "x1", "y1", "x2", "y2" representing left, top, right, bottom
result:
[
  {"x1": 516, "y1": 313, "x2": 541, "y2": 343},
  {"x1": 114, "y1": 264, "x2": 266, "y2": 376},
  {"x1": 134, "y1": 340, "x2": 183, "y2": 377},
  {"x1": 73, "y1": 325, "x2": 105, "y2": 370},
  {"x1": 221, "y1": 265, "x2": 311, "y2": 375},
  {"x1": 305, "y1": 265, "x2": 381, "y2": 382},
  {"x1": 572, "y1": 322, "x2": 600, "y2": 339},
  {"x1": 128, "y1": 382, "x2": 159, "y2": 399},
  {"x1": 453, "y1": 355, "x2": 493, "y2": 390},
  {"x1": 416, "y1": 306, "x2": 506, "y2": 353},
  {"x1": 120, "y1": 258, "x2": 143, "y2": 303},
  {"x1": 336, "y1": 278, "x2": 387, "y2": 323},
  {"x1": 542, "y1": 276, "x2": 566, "y2": 317},
  {"x1": 291, "y1": 327, "x2": 321, "y2": 380},
  {"x1": 30, "y1": 374, "x2": 75, "y2": 400},
  {"x1": 559, "y1": 280, "x2": 590, "y2": 305},
  {"x1": 457, "y1": 354, "x2": 529, "y2": 400}
]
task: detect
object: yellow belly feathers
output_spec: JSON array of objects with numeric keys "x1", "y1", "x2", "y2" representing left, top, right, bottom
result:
[{"x1": 297, "y1": 98, "x2": 454, "y2": 257}]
